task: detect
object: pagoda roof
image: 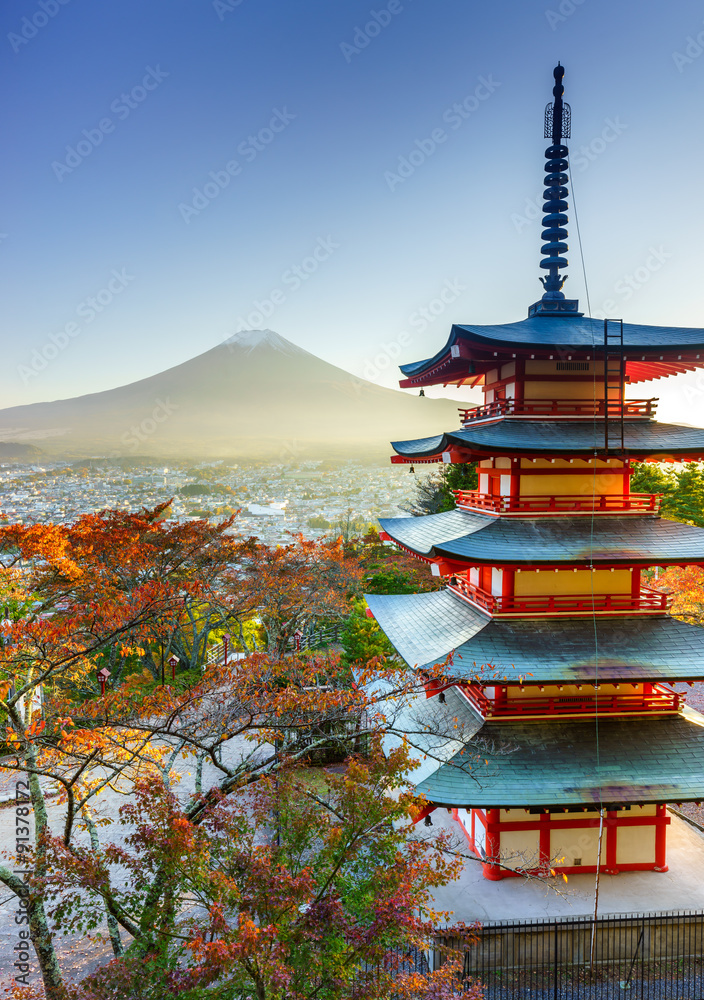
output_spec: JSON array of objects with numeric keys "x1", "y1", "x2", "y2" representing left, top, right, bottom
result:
[
  {"x1": 399, "y1": 318, "x2": 704, "y2": 387},
  {"x1": 365, "y1": 589, "x2": 704, "y2": 683},
  {"x1": 378, "y1": 509, "x2": 704, "y2": 566},
  {"x1": 391, "y1": 418, "x2": 704, "y2": 461},
  {"x1": 414, "y1": 707, "x2": 704, "y2": 808}
]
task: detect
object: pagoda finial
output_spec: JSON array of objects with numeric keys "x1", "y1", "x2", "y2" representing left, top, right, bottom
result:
[{"x1": 528, "y1": 63, "x2": 582, "y2": 318}]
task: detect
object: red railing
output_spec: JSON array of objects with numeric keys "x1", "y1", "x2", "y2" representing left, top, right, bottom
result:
[
  {"x1": 458, "y1": 398, "x2": 658, "y2": 423},
  {"x1": 449, "y1": 578, "x2": 671, "y2": 616},
  {"x1": 455, "y1": 682, "x2": 682, "y2": 718},
  {"x1": 453, "y1": 490, "x2": 661, "y2": 516}
]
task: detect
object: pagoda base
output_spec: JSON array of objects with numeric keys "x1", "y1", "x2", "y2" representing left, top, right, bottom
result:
[
  {"x1": 429, "y1": 810, "x2": 704, "y2": 922},
  {"x1": 445, "y1": 804, "x2": 669, "y2": 881}
]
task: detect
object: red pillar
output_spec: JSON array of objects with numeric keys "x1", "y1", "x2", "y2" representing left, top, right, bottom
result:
[
  {"x1": 539, "y1": 811, "x2": 551, "y2": 871},
  {"x1": 514, "y1": 360, "x2": 526, "y2": 407},
  {"x1": 655, "y1": 803, "x2": 669, "y2": 872},
  {"x1": 482, "y1": 809, "x2": 503, "y2": 880},
  {"x1": 604, "y1": 810, "x2": 619, "y2": 874}
]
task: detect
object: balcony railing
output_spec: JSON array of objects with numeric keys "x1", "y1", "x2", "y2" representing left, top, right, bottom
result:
[
  {"x1": 453, "y1": 490, "x2": 661, "y2": 516},
  {"x1": 448, "y1": 578, "x2": 671, "y2": 616},
  {"x1": 458, "y1": 397, "x2": 658, "y2": 423},
  {"x1": 455, "y1": 682, "x2": 682, "y2": 719}
]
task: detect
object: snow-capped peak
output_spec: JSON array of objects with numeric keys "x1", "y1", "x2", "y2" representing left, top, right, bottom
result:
[{"x1": 224, "y1": 329, "x2": 302, "y2": 355}]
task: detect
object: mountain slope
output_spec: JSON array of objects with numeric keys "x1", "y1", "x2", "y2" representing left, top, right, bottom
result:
[{"x1": 0, "y1": 330, "x2": 461, "y2": 459}]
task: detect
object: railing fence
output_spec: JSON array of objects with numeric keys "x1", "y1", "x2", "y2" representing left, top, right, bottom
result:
[{"x1": 431, "y1": 909, "x2": 704, "y2": 998}]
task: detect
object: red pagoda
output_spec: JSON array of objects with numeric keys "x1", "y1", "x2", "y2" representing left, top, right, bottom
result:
[{"x1": 366, "y1": 65, "x2": 704, "y2": 880}]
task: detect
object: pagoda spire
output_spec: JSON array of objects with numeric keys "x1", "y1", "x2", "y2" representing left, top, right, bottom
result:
[{"x1": 528, "y1": 63, "x2": 582, "y2": 318}]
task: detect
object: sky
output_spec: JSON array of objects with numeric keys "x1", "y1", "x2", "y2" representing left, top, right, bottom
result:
[{"x1": 3, "y1": 0, "x2": 704, "y2": 425}]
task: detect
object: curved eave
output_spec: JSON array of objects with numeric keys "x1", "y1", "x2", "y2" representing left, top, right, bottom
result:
[
  {"x1": 378, "y1": 510, "x2": 704, "y2": 566},
  {"x1": 415, "y1": 712, "x2": 704, "y2": 809},
  {"x1": 399, "y1": 318, "x2": 704, "y2": 387},
  {"x1": 365, "y1": 590, "x2": 704, "y2": 684},
  {"x1": 391, "y1": 419, "x2": 704, "y2": 462}
]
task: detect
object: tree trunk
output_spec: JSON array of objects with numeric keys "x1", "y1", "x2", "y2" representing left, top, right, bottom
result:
[
  {"x1": 84, "y1": 810, "x2": 123, "y2": 957},
  {"x1": 27, "y1": 893, "x2": 70, "y2": 1000},
  {"x1": 4, "y1": 699, "x2": 70, "y2": 1000}
]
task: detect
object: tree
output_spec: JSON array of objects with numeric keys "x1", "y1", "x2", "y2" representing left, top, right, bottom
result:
[
  {"x1": 43, "y1": 743, "x2": 484, "y2": 1000},
  {"x1": 402, "y1": 464, "x2": 478, "y2": 517},
  {"x1": 656, "y1": 565, "x2": 704, "y2": 625},
  {"x1": 238, "y1": 535, "x2": 362, "y2": 655},
  {"x1": 1, "y1": 508, "x2": 493, "y2": 998},
  {"x1": 340, "y1": 598, "x2": 395, "y2": 666},
  {"x1": 7, "y1": 641, "x2": 487, "y2": 999},
  {"x1": 631, "y1": 461, "x2": 704, "y2": 527},
  {"x1": 307, "y1": 515, "x2": 331, "y2": 529},
  {"x1": 0, "y1": 506, "x2": 253, "y2": 998},
  {"x1": 357, "y1": 528, "x2": 441, "y2": 596},
  {"x1": 333, "y1": 508, "x2": 366, "y2": 543}
]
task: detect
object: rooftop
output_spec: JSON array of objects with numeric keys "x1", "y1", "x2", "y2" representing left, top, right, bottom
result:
[
  {"x1": 415, "y1": 702, "x2": 704, "y2": 808},
  {"x1": 390, "y1": 418, "x2": 704, "y2": 461},
  {"x1": 365, "y1": 589, "x2": 704, "y2": 683},
  {"x1": 399, "y1": 317, "x2": 704, "y2": 388},
  {"x1": 378, "y1": 509, "x2": 704, "y2": 566}
]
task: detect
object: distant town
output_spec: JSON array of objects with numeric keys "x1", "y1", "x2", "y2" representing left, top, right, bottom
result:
[{"x1": 0, "y1": 457, "x2": 416, "y2": 544}]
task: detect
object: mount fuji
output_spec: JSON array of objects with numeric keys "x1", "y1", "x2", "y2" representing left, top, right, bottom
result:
[{"x1": 0, "y1": 330, "x2": 461, "y2": 460}]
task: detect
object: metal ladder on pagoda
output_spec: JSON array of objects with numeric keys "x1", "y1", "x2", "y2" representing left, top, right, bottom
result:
[{"x1": 603, "y1": 318, "x2": 625, "y2": 454}]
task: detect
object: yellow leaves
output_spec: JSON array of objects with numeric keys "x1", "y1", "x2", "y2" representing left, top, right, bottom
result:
[{"x1": 119, "y1": 643, "x2": 145, "y2": 657}]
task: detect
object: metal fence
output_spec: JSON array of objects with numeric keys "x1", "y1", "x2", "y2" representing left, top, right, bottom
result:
[
  {"x1": 432, "y1": 910, "x2": 704, "y2": 998},
  {"x1": 286, "y1": 624, "x2": 342, "y2": 651}
]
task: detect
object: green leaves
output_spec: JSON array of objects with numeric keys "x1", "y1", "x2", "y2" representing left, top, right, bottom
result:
[{"x1": 631, "y1": 461, "x2": 704, "y2": 527}]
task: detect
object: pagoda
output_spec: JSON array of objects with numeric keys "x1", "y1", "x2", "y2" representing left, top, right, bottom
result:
[{"x1": 367, "y1": 65, "x2": 704, "y2": 880}]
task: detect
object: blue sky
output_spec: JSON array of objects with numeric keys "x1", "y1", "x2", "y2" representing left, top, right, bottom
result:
[{"x1": 3, "y1": 0, "x2": 704, "y2": 424}]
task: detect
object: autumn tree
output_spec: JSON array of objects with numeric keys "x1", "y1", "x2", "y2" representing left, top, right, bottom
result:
[
  {"x1": 1, "y1": 507, "x2": 492, "y2": 999},
  {"x1": 0, "y1": 506, "x2": 253, "y2": 999},
  {"x1": 236, "y1": 534, "x2": 363, "y2": 655},
  {"x1": 42, "y1": 743, "x2": 484, "y2": 1000}
]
